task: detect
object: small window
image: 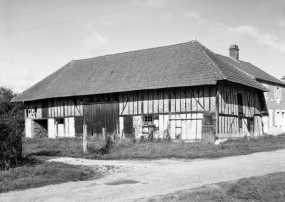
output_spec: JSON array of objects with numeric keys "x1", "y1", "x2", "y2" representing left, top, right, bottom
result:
[
  {"x1": 56, "y1": 118, "x2": 64, "y2": 124},
  {"x1": 202, "y1": 113, "x2": 213, "y2": 125},
  {"x1": 144, "y1": 115, "x2": 153, "y2": 125}
]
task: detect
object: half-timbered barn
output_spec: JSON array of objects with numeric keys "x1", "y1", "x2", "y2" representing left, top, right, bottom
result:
[{"x1": 12, "y1": 40, "x2": 272, "y2": 141}]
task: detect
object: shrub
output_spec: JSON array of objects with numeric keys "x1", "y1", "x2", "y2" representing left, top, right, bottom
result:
[{"x1": 0, "y1": 86, "x2": 24, "y2": 170}]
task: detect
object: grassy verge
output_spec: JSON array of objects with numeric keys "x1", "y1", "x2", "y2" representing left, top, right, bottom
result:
[
  {"x1": 23, "y1": 134, "x2": 285, "y2": 160},
  {"x1": 0, "y1": 157, "x2": 102, "y2": 193},
  {"x1": 149, "y1": 172, "x2": 285, "y2": 202}
]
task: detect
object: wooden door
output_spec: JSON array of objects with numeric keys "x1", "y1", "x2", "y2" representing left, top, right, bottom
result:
[
  {"x1": 84, "y1": 102, "x2": 119, "y2": 137},
  {"x1": 123, "y1": 116, "x2": 133, "y2": 138}
]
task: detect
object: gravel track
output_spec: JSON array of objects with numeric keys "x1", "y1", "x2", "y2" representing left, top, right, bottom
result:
[{"x1": 1, "y1": 149, "x2": 285, "y2": 202}]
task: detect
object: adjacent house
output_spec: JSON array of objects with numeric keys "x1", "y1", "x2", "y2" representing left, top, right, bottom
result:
[{"x1": 12, "y1": 40, "x2": 284, "y2": 141}]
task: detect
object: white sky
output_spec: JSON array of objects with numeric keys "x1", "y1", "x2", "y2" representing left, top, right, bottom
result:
[{"x1": 0, "y1": 0, "x2": 285, "y2": 93}]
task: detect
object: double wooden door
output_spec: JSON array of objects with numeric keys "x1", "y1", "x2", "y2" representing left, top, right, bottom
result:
[{"x1": 84, "y1": 102, "x2": 119, "y2": 136}]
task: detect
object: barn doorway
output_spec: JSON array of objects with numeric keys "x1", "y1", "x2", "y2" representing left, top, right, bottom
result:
[
  {"x1": 33, "y1": 119, "x2": 48, "y2": 138},
  {"x1": 84, "y1": 102, "x2": 119, "y2": 137}
]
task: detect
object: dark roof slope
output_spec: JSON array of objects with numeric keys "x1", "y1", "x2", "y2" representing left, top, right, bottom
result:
[
  {"x1": 218, "y1": 55, "x2": 285, "y2": 87},
  {"x1": 12, "y1": 40, "x2": 267, "y2": 102}
]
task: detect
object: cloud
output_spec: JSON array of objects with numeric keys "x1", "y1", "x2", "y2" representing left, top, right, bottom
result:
[
  {"x1": 148, "y1": 0, "x2": 169, "y2": 8},
  {"x1": 85, "y1": 30, "x2": 107, "y2": 56},
  {"x1": 226, "y1": 25, "x2": 285, "y2": 54},
  {"x1": 161, "y1": 12, "x2": 172, "y2": 21},
  {"x1": 184, "y1": 11, "x2": 206, "y2": 24},
  {"x1": 183, "y1": 11, "x2": 285, "y2": 55}
]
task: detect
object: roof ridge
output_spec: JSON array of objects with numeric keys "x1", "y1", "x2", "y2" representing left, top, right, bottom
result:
[
  {"x1": 193, "y1": 41, "x2": 226, "y2": 80},
  {"x1": 74, "y1": 40, "x2": 196, "y2": 62},
  {"x1": 216, "y1": 54, "x2": 268, "y2": 91}
]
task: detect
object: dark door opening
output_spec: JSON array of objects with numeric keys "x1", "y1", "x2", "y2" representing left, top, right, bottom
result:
[{"x1": 84, "y1": 102, "x2": 119, "y2": 137}]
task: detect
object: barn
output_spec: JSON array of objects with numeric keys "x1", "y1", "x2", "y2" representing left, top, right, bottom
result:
[{"x1": 12, "y1": 40, "x2": 269, "y2": 141}]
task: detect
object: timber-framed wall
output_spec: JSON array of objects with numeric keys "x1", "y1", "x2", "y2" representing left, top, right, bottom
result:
[{"x1": 23, "y1": 81, "x2": 265, "y2": 140}]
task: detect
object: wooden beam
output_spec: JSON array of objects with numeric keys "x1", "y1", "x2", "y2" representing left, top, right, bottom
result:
[
  {"x1": 216, "y1": 84, "x2": 219, "y2": 134},
  {"x1": 187, "y1": 88, "x2": 205, "y2": 111}
]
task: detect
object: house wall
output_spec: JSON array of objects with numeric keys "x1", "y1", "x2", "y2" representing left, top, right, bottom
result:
[{"x1": 261, "y1": 81, "x2": 285, "y2": 135}]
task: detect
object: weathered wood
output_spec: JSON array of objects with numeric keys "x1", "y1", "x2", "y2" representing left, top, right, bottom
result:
[
  {"x1": 129, "y1": 92, "x2": 134, "y2": 115},
  {"x1": 181, "y1": 88, "x2": 186, "y2": 112},
  {"x1": 83, "y1": 124, "x2": 87, "y2": 153},
  {"x1": 143, "y1": 91, "x2": 148, "y2": 114},
  {"x1": 149, "y1": 90, "x2": 153, "y2": 114},
  {"x1": 158, "y1": 90, "x2": 164, "y2": 113},
  {"x1": 133, "y1": 91, "x2": 138, "y2": 114},
  {"x1": 216, "y1": 84, "x2": 220, "y2": 134},
  {"x1": 176, "y1": 88, "x2": 181, "y2": 112},
  {"x1": 164, "y1": 90, "x2": 169, "y2": 113}
]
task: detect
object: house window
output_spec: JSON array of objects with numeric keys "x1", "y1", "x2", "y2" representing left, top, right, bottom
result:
[
  {"x1": 275, "y1": 87, "x2": 282, "y2": 103},
  {"x1": 56, "y1": 118, "x2": 64, "y2": 124},
  {"x1": 275, "y1": 111, "x2": 280, "y2": 127}
]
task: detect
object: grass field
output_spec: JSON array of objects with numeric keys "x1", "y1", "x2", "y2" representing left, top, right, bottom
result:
[
  {"x1": 23, "y1": 134, "x2": 285, "y2": 160},
  {"x1": 149, "y1": 172, "x2": 285, "y2": 202},
  {"x1": 0, "y1": 157, "x2": 102, "y2": 193}
]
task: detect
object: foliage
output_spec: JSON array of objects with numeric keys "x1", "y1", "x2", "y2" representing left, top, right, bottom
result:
[{"x1": 0, "y1": 86, "x2": 24, "y2": 170}]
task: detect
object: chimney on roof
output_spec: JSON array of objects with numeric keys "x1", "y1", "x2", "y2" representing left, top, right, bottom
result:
[
  {"x1": 281, "y1": 75, "x2": 285, "y2": 83},
  {"x1": 229, "y1": 45, "x2": 239, "y2": 61}
]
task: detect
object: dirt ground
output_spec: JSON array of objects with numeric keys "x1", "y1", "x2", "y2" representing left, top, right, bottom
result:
[{"x1": 2, "y1": 149, "x2": 285, "y2": 202}]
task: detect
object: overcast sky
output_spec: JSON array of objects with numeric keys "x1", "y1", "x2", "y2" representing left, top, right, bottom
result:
[{"x1": 1, "y1": 0, "x2": 285, "y2": 93}]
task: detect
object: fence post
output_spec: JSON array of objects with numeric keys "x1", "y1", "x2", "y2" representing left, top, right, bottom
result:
[{"x1": 83, "y1": 125, "x2": 87, "y2": 153}]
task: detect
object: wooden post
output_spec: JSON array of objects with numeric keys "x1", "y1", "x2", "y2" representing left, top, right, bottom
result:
[
  {"x1": 216, "y1": 84, "x2": 220, "y2": 135},
  {"x1": 83, "y1": 124, "x2": 87, "y2": 153},
  {"x1": 102, "y1": 127, "x2": 107, "y2": 140}
]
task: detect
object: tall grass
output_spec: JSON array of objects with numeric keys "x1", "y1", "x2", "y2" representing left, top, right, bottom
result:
[
  {"x1": 23, "y1": 134, "x2": 285, "y2": 160},
  {"x1": 0, "y1": 157, "x2": 102, "y2": 193},
  {"x1": 149, "y1": 172, "x2": 285, "y2": 202}
]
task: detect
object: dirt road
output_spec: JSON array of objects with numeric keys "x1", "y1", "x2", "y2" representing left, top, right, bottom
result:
[{"x1": 2, "y1": 149, "x2": 285, "y2": 202}]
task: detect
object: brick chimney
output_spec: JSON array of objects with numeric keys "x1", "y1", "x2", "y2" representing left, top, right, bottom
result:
[
  {"x1": 281, "y1": 75, "x2": 285, "y2": 83},
  {"x1": 229, "y1": 45, "x2": 239, "y2": 61}
]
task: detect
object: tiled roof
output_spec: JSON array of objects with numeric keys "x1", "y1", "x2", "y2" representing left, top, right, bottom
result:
[
  {"x1": 218, "y1": 55, "x2": 285, "y2": 87},
  {"x1": 12, "y1": 40, "x2": 267, "y2": 102}
]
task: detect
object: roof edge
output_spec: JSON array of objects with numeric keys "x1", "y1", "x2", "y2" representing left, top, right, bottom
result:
[{"x1": 256, "y1": 78, "x2": 285, "y2": 88}]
